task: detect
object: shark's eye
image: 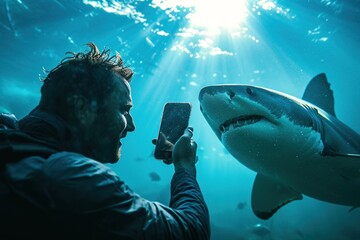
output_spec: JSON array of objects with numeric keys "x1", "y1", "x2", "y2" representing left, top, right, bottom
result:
[
  {"x1": 228, "y1": 90, "x2": 235, "y2": 99},
  {"x1": 246, "y1": 87, "x2": 254, "y2": 96}
]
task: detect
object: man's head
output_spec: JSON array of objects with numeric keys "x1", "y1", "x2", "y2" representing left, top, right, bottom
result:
[{"x1": 39, "y1": 42, "x2": 135, "y2": 163}]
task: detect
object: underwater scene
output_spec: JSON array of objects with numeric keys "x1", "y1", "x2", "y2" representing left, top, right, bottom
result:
[{"x1": 1, "y1": 0, "x2": 360, "y2": 239}]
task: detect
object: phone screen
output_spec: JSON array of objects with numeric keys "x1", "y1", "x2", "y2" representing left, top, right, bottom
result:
[{"x1": 154, "y1": 102, "x2": 192, "y2": 160}]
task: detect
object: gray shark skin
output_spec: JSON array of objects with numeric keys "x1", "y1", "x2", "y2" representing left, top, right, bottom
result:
[{"x1": 198, "y1": 73, "x2": 360, "y2": 220}]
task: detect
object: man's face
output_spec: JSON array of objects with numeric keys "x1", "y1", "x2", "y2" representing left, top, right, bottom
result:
[{"x1": 86, "y1": 76, "x2": 135, "y2": 163}]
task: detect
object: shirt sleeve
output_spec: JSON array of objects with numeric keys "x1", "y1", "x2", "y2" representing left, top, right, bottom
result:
[{"x1": 32, "y1": 152, "x2": 210, "y2": 240}]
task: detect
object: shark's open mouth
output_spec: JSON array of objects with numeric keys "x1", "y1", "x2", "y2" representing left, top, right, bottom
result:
[{"x1": 219, "y1": 115, "x2": 264, "y2": 133}]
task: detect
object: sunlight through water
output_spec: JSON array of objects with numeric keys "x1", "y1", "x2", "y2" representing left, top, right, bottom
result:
[
  {"x1": 184, "y1": 0, "x2": 249, "y2": 35},
  {"x1": 81, "y1": 0, "x2": 295, "y2": 58}
]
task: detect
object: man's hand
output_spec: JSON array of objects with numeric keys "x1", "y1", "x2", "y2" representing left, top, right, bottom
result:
[
  {"x1": 152, "y1": 127, "x2": 198, "y2": 170},
  {"x1": 172, "y1": 127, "x2": 198, "y2": 177},
  {"x1": 152, "y1": 132, "x2": 173, "y2": 164}
]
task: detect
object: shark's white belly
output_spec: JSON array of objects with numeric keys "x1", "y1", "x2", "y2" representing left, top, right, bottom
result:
[{"x1": 222, "y1": 118, "x2": 360, "y2": 206}]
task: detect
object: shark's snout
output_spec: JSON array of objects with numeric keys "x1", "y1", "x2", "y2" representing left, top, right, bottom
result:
[
  {"x1": 199, "y1": 84, "x2": 275, "y2": 139},
  {"x1": 199, "y1": 85, "x2": 256, "y2": 104},
  {"x1": 199, "y1": 86, "x2": 224, "y2": 101}
]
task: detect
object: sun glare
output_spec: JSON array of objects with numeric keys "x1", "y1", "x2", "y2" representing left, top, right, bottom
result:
[
  {"x1": 187, "y1": 0, "x2": 249, "y2": 34},
  {"x1": 151, "y1": 0, "x2": 249, "y2": 35}
]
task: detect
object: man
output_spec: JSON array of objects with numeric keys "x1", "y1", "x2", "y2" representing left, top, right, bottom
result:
[{"x1": 0, "y1": 43, "x2": 210, "y2": 239}]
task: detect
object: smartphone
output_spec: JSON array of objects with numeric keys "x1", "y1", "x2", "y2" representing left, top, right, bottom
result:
[{"x1": 154, "y1": 102, "x2": 192, "y2": 160}]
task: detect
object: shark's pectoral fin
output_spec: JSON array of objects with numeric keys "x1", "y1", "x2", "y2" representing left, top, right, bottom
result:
[
  {"x1": 348, "y1": 206, "x2": 358, "y2": 212},
  {"x1": 251, "y1": 174, "x2": 303, "y2": 220}
]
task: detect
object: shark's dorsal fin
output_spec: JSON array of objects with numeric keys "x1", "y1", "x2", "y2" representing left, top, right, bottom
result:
[
  {"x1": 251, "y1": 174, "x2": 303, "y2": 220},
  {"x1": 302, "y1": 73, "x2": 336, "y2": 117}
]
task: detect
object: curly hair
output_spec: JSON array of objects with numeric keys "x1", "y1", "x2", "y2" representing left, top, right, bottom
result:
[{"x1": 39, "y1": 42, "x2": 134, "y2": 117}]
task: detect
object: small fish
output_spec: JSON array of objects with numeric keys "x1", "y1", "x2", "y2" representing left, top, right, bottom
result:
[
  {"x1": 251, "y1": 223, "x2": 271, "y2": 237},
  {"x1": 149, "y1": 172, "x2": 161, "y2": 182},
  {"x1": 5, "y1": 0, "x2": 19, "y2": 37},
  {"x1": 236, "y1": 201, "x2": 247, "y2": 210},
  {"x1": 145, "y1": 37, "x2": 155, "y2": 48},
  {"x1": 135, "y1": 156, "x2": 145, "y2": 162}
]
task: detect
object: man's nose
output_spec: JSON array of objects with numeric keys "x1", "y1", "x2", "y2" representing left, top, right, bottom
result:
[{"x1": 126, "y1": 114, "x2": 135, "y2": 132}]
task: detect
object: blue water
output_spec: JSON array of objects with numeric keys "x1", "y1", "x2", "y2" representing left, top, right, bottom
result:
[{"x1": 1, "y1": 0, "x2": 360, "y2": 239}]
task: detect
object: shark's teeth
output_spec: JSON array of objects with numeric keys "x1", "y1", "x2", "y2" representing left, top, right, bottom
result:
[{"x1": 219, "y1": 115, "x2": 263, "y2": 133}]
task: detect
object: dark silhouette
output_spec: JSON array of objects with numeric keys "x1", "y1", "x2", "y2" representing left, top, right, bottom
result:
[{"x1": 0, "y1": 43, "x2": 210, "y2": 239}]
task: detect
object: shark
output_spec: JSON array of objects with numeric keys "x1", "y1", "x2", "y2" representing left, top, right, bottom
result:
[{"x1": 198, "y1": 73, "x2": 360, "y2": 219}]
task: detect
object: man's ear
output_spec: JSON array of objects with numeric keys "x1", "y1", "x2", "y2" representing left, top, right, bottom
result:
[{"x1": 67, "y1": 95, "x2": 95, "y2": 125}]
